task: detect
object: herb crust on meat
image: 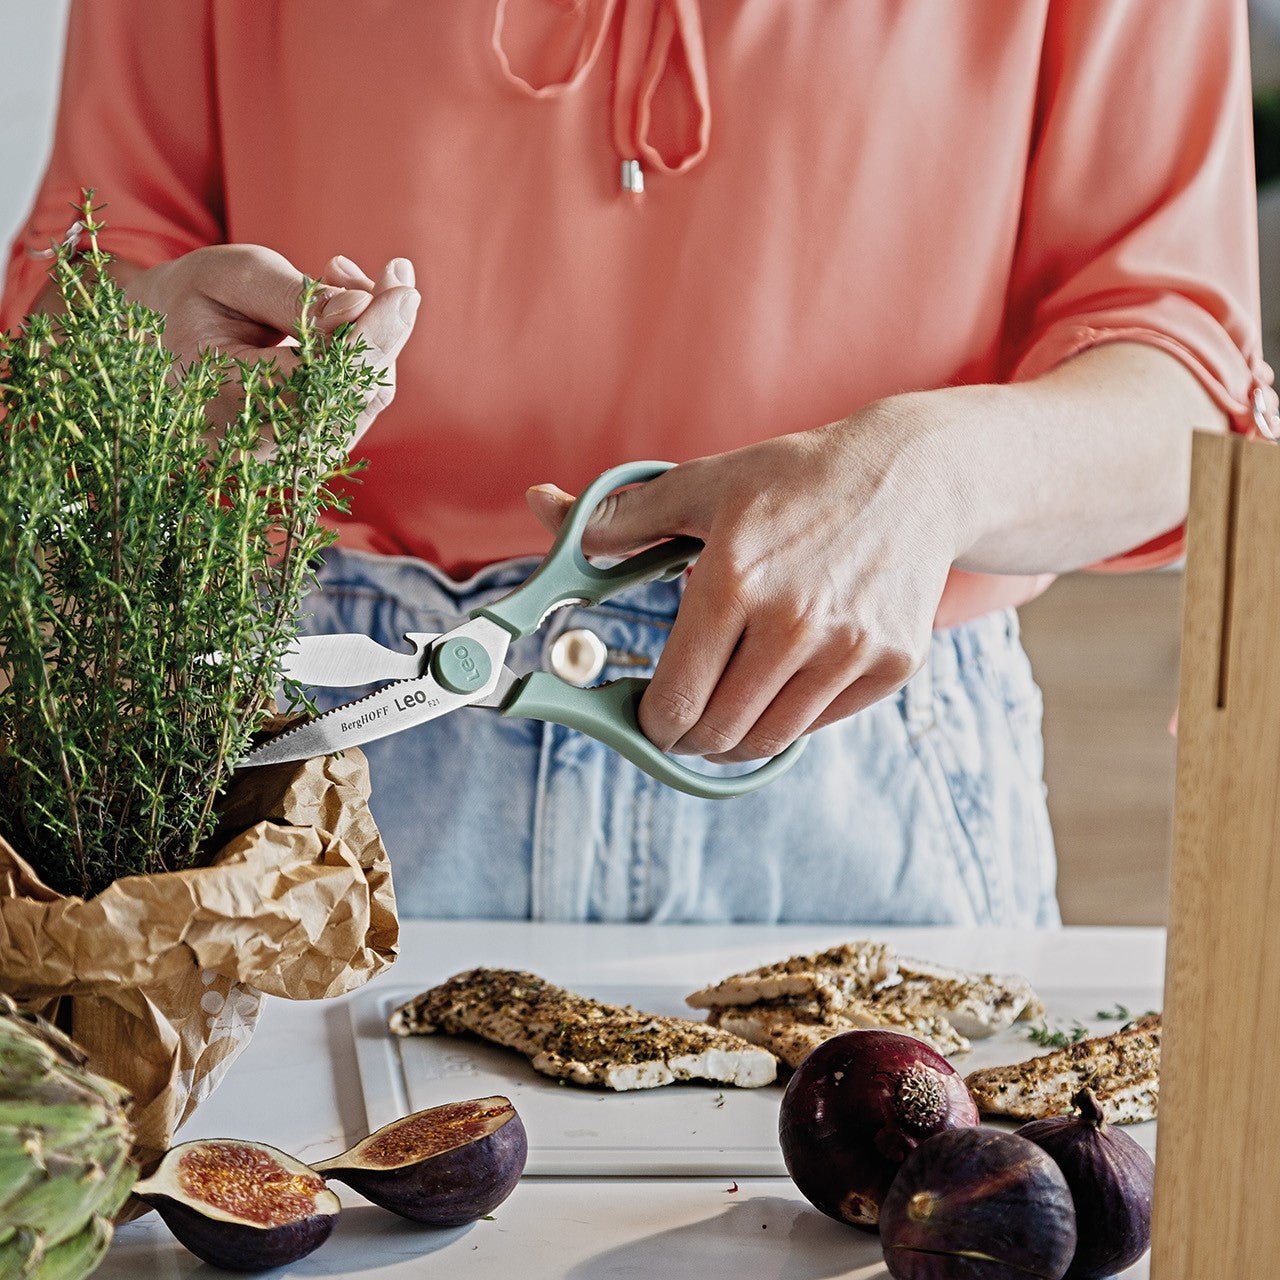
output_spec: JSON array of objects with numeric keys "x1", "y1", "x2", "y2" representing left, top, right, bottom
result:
[{"x1": 390, "y1": 968, "x2": 777, "y2": 1091}]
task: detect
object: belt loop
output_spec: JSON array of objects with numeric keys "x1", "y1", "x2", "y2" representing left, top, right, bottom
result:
[{"x1": 902, "y1": 648, "x2": 935, "y2": 739}]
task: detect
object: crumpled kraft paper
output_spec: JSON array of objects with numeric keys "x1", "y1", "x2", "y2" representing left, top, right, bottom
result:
[{"x1": 0, "y1": 746, "x2": 398, "y2": 1172}]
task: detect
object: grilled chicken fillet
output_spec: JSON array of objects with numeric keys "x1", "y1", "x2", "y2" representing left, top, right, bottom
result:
[
  {"x1": 708, "y1": 993, "x2": 970, "y2": 1065},
  {"x1": 965, "y1": 1015, "x2": 1161, "y2": 1124},
  {"x1": 390, "y1": 968, "x2": 777, "y2": 1091},
  {"x1": 685, "y1": 942, "x2": 896, "y2": 1010},
  {"x1": 887, "y1": 958, "x2": 1044, "y2": 1038},
  {"x1": 686, "y1": 943, "x2": 1040, "y2": 1065}
]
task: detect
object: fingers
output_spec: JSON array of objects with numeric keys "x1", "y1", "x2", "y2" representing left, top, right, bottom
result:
[
  {"x1": 350, "y1": 254, "x2": 419, "y2": 359},
  {"x1": 349, "y1": 285, "x2": 420, "y2": 370},
  {"x1": 322, "y1": 254, "x2": 377, "y2": 291},
  {"x1": 656, "y1": 607, "x2": 923, "y2": 763},
  {"x1": 316, "y1": 256, "x2": 417, "y2": 350},
  {"x1": 638, "y1": 565, "x2": 745, "y2": 751},
  {"x1": 805, "y1": 655, "x2": 918, "y2": 735},
  {"x1": 704, "y1": 661, "x2": 846, "y2": 763},
  {"x1": 196, "y1": 244, "x2": 369, "y2": 337},
  {"x1": 670, "y1": 614, "x2": 811, "y2": 757},
  {"x1": 526, "y1": 484, "x2": 574, "y2": 535},
  {"x1": 375, "y1": 258, "x2": 416, "y2": 292},
  {"x1": 340, "y1": 259, "x2": 420, "y2": 442},
  {"x1": 707, "y1": 643, "x2": 918, "y2": 763}
]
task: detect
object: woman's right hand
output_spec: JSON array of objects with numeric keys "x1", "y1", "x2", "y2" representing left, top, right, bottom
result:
[{"x1": 123, "y1": 245, "x2": 420, "y2": 446}]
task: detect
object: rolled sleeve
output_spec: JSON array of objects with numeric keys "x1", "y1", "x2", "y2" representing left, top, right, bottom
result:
[
  {"x1": 1003, "y1": 0, "x2": 1274, "y2": 570},
  {"x1": 1, "y1": 0, "x2": 222, "y2": 330}
]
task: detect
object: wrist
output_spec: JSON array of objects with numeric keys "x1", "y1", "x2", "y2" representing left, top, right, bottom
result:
[{"x1": 847, "y1": 388, "x2": 997, "y2": 564}]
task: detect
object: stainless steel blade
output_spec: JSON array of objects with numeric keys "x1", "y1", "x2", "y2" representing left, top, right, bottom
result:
[
  {"x1": 281, "y1": 632, "x2": 440, "y2": 687},
  {"x1": 469, "y1": 663, "x2": 521, "y2": 709},
  {"x1": 238, "y1": 618, "x2": 513, "y2": 767}
]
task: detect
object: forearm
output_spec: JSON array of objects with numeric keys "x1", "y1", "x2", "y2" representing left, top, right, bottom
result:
[{"x1": 893, "y1": 342, "x2": 1225, "y2": 576}]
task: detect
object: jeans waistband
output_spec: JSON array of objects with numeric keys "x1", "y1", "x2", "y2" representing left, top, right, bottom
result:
[{"x1": 317, "y1": 544, "x2": 689, "y2": 621}]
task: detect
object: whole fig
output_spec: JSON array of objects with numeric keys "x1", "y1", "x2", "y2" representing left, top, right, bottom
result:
[
  {"x1": 880, "y1": 1127, "x2": 1078, "y2": 1279},
  {"x1": 1017, "y1": 1088, "x2": 1155, "y2": 1278}
]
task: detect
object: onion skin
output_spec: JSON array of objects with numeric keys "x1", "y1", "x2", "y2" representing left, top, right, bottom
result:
[
  {"x1": 778, "y1": 1030, "x2": 979, "y2": 1230},
  {"x1": 880, "y1": 1128, "x2": 1078, "y2": 1280},
  {"x1": 1017, "y1": 1089, "x2": 1154, "y2": 1279}
]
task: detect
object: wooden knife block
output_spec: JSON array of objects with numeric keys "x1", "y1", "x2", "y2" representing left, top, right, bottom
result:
[{"x1": 1150, "y1": 431, "x2": 1280, "y2": 1276}]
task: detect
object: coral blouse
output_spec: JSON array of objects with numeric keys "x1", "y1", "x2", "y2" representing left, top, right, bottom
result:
[{"x1": 4, "y1": 0, "x2": 1273, "y2": 626}]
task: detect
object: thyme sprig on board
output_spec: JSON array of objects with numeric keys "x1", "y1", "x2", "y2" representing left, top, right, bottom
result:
[
  {"x1": 1023, "y1": 1019, "x2": 1090, "y2": 1049},
  {"x1": 0, "y1": 196, "x2": 377, "y2": 898}
]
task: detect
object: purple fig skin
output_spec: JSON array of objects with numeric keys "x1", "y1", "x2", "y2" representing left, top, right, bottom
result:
[
  {"x1": 880, "y1": 1128, "x2": 1078, "y2": 1280},
  {"x1": 319, "y1": 1109, "x2": 528, "y2": 1226},
  {"x1": 1017, "y1": 1090, "x2": 1155, "y2": 1279},
  {"x1": 778, "y1": 1030, "x2": 979, "y2": 1231},
  {"x1": 141, "y1": 1193, "x2": 336, "y2": 1272}
]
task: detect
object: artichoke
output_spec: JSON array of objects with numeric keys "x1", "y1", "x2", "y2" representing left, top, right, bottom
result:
[{"x1": 0, "y1": 996, "x2": 135, "y2": 1279}]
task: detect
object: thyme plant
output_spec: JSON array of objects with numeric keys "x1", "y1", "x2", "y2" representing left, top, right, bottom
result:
[{"x1": 0, "y1": 200, "x2": 377, "y2": 898}]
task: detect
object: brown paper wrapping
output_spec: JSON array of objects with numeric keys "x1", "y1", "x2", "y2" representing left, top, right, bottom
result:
[{"x1": 0, "y1": 748, "x2": 398, "y2": 1172}]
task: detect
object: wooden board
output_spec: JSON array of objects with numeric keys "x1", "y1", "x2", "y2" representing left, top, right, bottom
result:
[{"x1": 1151, "y1": 433, "x2": 1280, "y2": 1276}]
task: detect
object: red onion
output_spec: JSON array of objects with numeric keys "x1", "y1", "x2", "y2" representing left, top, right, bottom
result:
[{"x1": 778, "y1": 1029, "x2": 978, "y2": 1229}]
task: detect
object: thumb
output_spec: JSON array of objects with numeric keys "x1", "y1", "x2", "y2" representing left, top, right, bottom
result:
[
  {"x1": 525, "y1": 469, "x2": 698, "y2": 557},
  {"x1": 199, "y1": 244, "x2": 372, "y2": 337}
]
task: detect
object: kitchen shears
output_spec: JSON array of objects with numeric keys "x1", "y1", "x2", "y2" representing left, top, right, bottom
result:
[{"x1": 237, "y1": 462, "x2": 807, "y2": 799}]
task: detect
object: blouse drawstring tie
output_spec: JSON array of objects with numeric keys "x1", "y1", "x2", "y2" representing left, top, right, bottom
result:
[{"x1": 492, "y1": 0, "x2": 711, "y2": 194}]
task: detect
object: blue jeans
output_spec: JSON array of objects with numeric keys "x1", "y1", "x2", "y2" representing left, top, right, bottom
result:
[{"x1": 301, "y1": 547, "x2": 1059, "y2": 925}]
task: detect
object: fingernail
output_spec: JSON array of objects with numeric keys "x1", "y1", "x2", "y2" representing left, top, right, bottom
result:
[
  {"x1": 319, "y1": 287, "x2": 367, "y2": 320},
  {"x1": 396, "y1": 288, "x2": 421, "y2": 325},
  {"x1": 332, "y1": 255, "x2": 365, "y2": 279},
  {"x1": 530, "y1": 484, "x2": 572, "y2": 505},
  {"x1": 390, "y1": 258, "x2": 415, "y2": 287}
]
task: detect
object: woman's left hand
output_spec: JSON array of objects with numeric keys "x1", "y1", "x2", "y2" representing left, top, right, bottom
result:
[{"x1": 526, "y1": 401, "x2": 966, "y2": 762}]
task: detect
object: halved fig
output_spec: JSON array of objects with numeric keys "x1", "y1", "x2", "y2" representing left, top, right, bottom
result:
[
  {"x1": 132, "y1": 1138, "x2": 340, "y2": 1272},
  {"x1": 312, "y1": 1096, "x2": 527, "y2": 1226}
]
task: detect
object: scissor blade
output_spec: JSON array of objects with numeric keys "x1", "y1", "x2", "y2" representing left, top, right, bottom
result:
[
  {"x1": 239, "y1": 671, "x2": 469, "y2": 767},
  {"x1": 238, "y1": 618, "x2": 514, "y2": 768},
  {"x1": 281, "y1": 633, "x2": 439, "y2": 687}
]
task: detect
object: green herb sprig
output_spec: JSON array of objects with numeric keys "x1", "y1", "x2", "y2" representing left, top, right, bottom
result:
[
  {"x1": 0, "y1": 196, "x2": 378, "y2": 898},
  {"x1": 1024, "y1": 1019, "x2": 1089, "y2": 1049},
  {"x1": 1095, "y1": 1003, "x2": 1131, "y2": 1021}
]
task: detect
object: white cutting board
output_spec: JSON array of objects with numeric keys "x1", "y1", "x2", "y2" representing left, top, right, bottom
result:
[{"x1": 348, "y1": 982, "x2": 1160, "y2": 1177}]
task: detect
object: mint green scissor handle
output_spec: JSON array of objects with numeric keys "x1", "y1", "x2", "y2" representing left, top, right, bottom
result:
[
  {"x1": 474, "y1": 462, "x2": 703, "y2": 639},
  {"x1": 475, "y1": 461, "x2": 808, "y2": 800},
  {"x1": 502, "y1": 673, "x2": 807, "y2": 799}
]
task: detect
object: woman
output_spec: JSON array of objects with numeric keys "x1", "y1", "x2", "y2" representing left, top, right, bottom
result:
[{"x1": 4, "y1": 1, "x2": 1270, "y2": 923}]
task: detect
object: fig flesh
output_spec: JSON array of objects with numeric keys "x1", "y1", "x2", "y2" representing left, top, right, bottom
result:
[
  {"x1": 880, "y1": 1127, "x2": 1077, "y2": 1280},
  {"x1": 313, "y1": 1095, "x2": 527, "y2": 1226},
  {"x1": 1017, "y1": 1088, "x2": 1155, "y2": 1278},
  {"x1": 132, "y1": 1138, "x2": 339, "y2": 1272},
  {"x1": 778, "y1": 1029, "x2": 979, "y2": 1229}
]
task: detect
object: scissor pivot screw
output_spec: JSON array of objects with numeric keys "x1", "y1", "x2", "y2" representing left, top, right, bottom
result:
[{"x1": 430, "y1": 637, "x2": 492, "y2": 695}]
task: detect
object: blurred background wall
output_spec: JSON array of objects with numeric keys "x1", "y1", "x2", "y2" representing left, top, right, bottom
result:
[
  {"x1": 0, "y1": 1, "x2": 69, "y2": 245},
  {"x1": 2, "y1": 1, "x2": 1277, "y2": 926}
]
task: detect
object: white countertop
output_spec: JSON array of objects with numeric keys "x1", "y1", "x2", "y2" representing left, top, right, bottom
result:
[{"x1": 99, "y1": 923, "x2": 1165, "y2": 1279}]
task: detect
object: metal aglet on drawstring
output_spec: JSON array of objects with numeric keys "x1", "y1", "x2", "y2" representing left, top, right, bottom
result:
[{"x1": 621, "y1": 159, "x2": 645, "y2": 195}]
